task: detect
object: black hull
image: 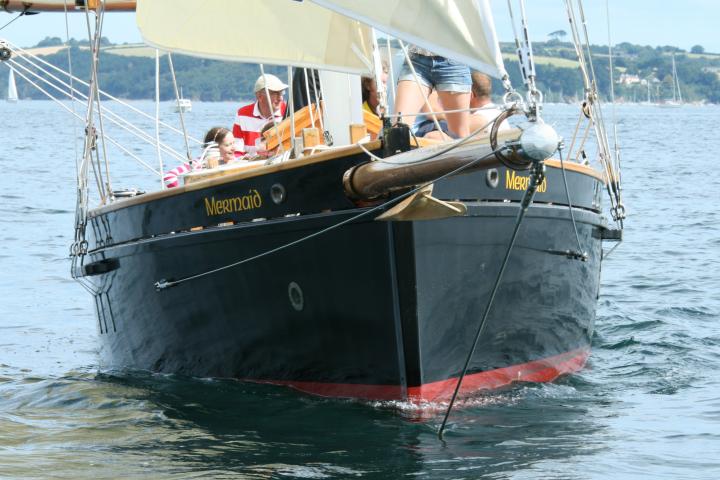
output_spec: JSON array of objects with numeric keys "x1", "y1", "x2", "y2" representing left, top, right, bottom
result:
[{"x1": 84, "y1": 150, "x2": 607, "y2": 402}]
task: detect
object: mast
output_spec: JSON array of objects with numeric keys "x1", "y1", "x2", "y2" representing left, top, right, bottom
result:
[
  {"x1": 671, "y1": 55, "x2": 676, "y2": 102},
  {"x1": 672, "y1": 54, "x2": 683, "y2": 103}
]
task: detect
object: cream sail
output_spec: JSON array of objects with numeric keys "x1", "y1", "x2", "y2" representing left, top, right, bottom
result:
[
  {"x1": 310, "y1": 0, "x2": 506, "y2": 79},
  {"x1": 136, "y1": 0, "x2": 374, "y2": 75}
]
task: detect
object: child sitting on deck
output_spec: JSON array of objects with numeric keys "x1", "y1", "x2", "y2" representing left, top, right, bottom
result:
[{"x1": 163, "y1": 127, "x2": 236, "y2": 189}]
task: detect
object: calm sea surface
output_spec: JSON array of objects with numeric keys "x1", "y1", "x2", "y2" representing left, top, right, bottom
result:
[{"x1": 0, "y1": 100, "x2": 718, "y2": 479}]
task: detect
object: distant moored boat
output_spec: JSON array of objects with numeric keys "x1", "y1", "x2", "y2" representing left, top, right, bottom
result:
[{"x1": 7, "y1": 67, "x2": 18, "y2": 103}]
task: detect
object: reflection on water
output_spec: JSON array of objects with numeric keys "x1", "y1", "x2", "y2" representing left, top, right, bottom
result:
[{"x1": 0, "y1": 368, "x2": 606, "y2": 479}]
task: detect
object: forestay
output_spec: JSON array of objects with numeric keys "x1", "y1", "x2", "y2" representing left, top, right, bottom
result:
[
  {"x1": 135, "y1": 0, "x2": 374, "y2": 75},
  {"x1": 309, "y1": 0, "x2": 507, "y2": 79}
]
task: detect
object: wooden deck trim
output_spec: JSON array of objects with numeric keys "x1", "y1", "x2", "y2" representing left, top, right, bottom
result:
[
  {"x1": 545, "y1": 159, "x2": 606, "y2": 183},
  {"x1": 90, "y1": 140, "x2": 382, "y2": 216},
  {"x1": 89, "y1": 139, "x2": 604, "y2": 216}
]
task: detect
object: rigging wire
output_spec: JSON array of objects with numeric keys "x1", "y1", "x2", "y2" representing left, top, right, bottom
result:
[
  {"x1": 302, "y1": 68, "x2": 316, "y2": 128},
  {"x1": 167, "y1": 53, "x2": 192, "y2": 161},
  {"x1": 385, "y1": 36, "x2": 397, "y2": 107},
  {"x1": 558, "y1": 146, "x2": 587, "y2": 258},
  {"x1": 154, "y1": 49, "x2": 164, "y2": 189},
  {"x1": 3, "y1": 39, "x2": 202, "y2": 145},
  {"x1": 0, "y1": 7, "x2": 33, "y2": 31},
  {"x1": 87, "y1": 2, "x2": 113, "y2": 200},
  {"x1": 605, "y1": 0, "x2": 623, "y2": 228},
  {"x1": 286, "y1": 66, "x2": 296, "y2": 157},
  {"x1": 63, "y1": 0, "x2": 80, "y2": 176},
  {"x1": 81, "y1": 5, "x2": 106, "y2": 202},
  {"x1": 564, "y1": 0, "x2": 622, "y2": 227},
  {"x1": 312, "y1": 69, "x2": 328, "y2": 136},
  {"x1": 259, "y1": 64, "x2": 284, "y2": 152},
  {"x1": 5, "y1": 55, "x2": 186, "y2": 164}
]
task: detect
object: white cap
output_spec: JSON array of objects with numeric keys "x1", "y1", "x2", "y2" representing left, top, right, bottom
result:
[{"x1": 254, "y1": 74, "x2": 288, "y2": 93}]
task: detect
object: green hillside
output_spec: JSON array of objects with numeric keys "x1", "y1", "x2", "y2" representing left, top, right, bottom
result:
[{"x1": 3, "y1": 37, "x2": 720, "y2": 104}]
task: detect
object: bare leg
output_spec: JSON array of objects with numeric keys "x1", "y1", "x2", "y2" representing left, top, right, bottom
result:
[
  {"x1": 394, "y1": 80, "x2": 431, "y2": 128},
  {"x1": 438, "y1": 91, "x2": 470, "y2": 138}
]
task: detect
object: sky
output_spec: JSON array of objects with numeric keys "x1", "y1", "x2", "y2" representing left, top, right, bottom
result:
[{"x1": 0, "y1": 1, "x2": 718, "y2": 53}]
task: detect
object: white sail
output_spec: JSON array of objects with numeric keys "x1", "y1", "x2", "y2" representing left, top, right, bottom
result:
[
  {"x1": 7, "y1": 68, "x2": 18, "y2": 103},
  {"x1": 309, "y1": 0, "x2": 506, "y2": 79},
  {"x1": 672, "y1": 55, "x2": 683, "y2": 104},
  {"x1": 135, "y1": 0, "x2": 374, "y2": 75}
]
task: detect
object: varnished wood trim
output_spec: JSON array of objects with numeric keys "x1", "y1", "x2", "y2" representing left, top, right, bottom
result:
[
  {"x1": 89, "y1": 140, "x2": 604, "y2": 217},
  {"x1": 545, "y1": 159, "x2": 606, "y2": 183},
  {"x1": 90, "y1": 140, "x2": 382, "y2": 216},
  {"x1": 2, "y1": 0, "x2": 136, "y2": 11}
]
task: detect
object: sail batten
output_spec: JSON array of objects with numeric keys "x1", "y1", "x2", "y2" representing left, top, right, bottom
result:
[
  {"x1": 309, "y1": 0, "x2": 507, "y2": 79},
  {"x1": 135, "y1": 0, "x2": 374, "y2": 75}
]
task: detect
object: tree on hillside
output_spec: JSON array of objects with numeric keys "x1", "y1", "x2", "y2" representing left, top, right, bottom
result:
[
  {"x1": 548, "y1": 30, "x2": 567, "y2": 42},
  {"x1": 35, "y1": 37, "x2": 63, "y2": 47},
  {"x1": 691, "y1": 45, "x2": 705, "y2": 54}
]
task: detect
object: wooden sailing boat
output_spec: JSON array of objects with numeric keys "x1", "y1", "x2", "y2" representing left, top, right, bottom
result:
[
  {"x1": 6, "y1": 67, "x2": 18, "y2": 103},
  {"x1": 1, "y1": 0, "x2": 624, "y2": 403}
]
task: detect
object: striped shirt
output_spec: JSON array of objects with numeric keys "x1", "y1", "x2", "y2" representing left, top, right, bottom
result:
[
  {"x1": 163, "y1": 160, "x2": 203, "y2": 189},
  {"x1": 232, "y1": 101, "x2": 287, "y2": 156}
]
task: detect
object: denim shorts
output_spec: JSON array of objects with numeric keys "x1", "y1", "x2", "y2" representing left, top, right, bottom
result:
[{"x1": 398, "y1": 53, "x2": 471, "y2": 93}]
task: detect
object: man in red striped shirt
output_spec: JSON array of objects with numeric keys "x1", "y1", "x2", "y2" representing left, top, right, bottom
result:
[{"x1": 233, "y1": 74, "x2": 288, "y2": 157}]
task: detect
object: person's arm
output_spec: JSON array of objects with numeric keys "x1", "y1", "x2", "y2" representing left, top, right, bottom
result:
[{"x1": 163, "y1": 162, "x2": 191, "y2": 188}]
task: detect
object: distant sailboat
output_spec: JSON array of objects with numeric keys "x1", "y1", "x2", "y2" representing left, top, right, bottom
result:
[
  {"x1": 659, "y1": 54, "x2": 683, "y2": 108},
  {"x1": 174, "y1": 86, "x2": 192, "y2": 113},
  {"x1": 7, "y1": 68, "x2": 18, "y2": 103}
]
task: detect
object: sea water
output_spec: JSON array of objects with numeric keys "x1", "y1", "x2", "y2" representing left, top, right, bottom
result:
[{"x1": 0, "y1": 101, "x2": 718, "y2": 479}]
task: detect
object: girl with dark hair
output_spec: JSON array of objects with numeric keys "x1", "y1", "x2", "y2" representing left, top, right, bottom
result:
[{"x1": 163, "y1": 126, "x2": 236, "y2": 188}]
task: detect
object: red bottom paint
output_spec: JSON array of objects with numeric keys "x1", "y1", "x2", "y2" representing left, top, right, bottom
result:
[{"x1": 251, "y1": 347, "x2": 590, "y2": 403}]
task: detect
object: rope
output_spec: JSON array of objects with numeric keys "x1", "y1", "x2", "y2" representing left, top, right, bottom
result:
[
  {"x1": 564, "y1": 0, "x2": 623, "y2": 228},
  {"x1": 565, "y1": 110, "x2": 585, "y2": 160},
  {"x1": 573, "y1": 119, "x2": 593, "y2": 163},
  {"x1": 558, "y1": 147, "x2": 587, "y2": 259},
  {"x1": 602, "y1": 240, "x2": 622, "y2": 260},
  {"x1": 88, "y1": 3, "x2": 113, "y2": 200},
  {"x1": 154, "y1": 142, "x2": 512, "y2": 291},
  {"x1": 383, "y1": 106, "x2": 482, "y2": 118},
  {"x1": 438, "y1": 159, "x2": 546, "y2": 439}
]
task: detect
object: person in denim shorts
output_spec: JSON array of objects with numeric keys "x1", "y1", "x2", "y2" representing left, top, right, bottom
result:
[{"x1": 395, "y1": 46, "x2": 472, "y2": 138}]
